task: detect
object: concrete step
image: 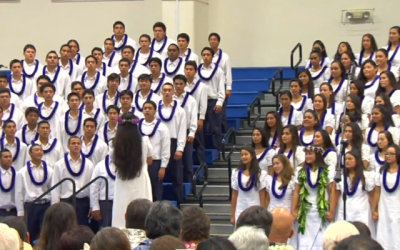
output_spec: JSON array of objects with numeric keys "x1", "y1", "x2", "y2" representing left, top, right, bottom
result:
[
  {"x1": 253, "y1": 106, "x2": 278, "y2": 115},
  {"x1": 210, "y1": 221, "x2": 234, "y2": 235},
  {"x1": 181, "y1": 203, "x2": 231, "y2": 214},
  {"x1": 208, "y1": 168, "x2": 230, "y2": 179},
  {"x1": 236, "y1": 135, "x2": 251, "y2": 145},
  {"x1": 198, "y1": 185, "x2": 230, "y2": 196},
  {"x1": 241, "y1": 119, "x2": 266, "y2": 130}
]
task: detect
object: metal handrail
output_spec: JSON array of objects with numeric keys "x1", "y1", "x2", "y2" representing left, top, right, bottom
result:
[
  {"x1": 290, "y1": 43, "x2": 303, "y2": 77},
  {"x1": 32, "y1": 178, "x2": 77, "y2": 208},
  {"x1": 247, "y1": 96, "x2": 261, "y2": 128},
  {"x1": 191, "y1": 162, "x2": 208, "y2": 207},
  {"x1": 222, "y1": 128, "x2": 237, "y2": 200},
  {"x1": 75, "y1": 176, "x2": 109, "y2": 226},
  {"x1": 271, "y1": 68, "x2": 284, "y2": 111}
]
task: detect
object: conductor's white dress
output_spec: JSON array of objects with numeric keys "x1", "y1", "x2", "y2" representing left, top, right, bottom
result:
[
  {"x1": 112, "y1": 136, "x2": 153, "y2": 227},
  {"x1": 375, "y1": 170, "x2": 400, "y2": 250}
]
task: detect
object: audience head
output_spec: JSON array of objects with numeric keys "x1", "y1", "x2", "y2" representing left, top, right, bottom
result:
[
  {"x1": 180, "y1": 205, "x2": 210, "y2": 243},
  {"x1": 0, "y1": 216, "x2": 28, "y2": 242},
  {"x1": 335, "y1": 235, "x2": 384, "y2": 250},
  {"x1": 229, "y1": 226, "x2": 269, "y2": 250},
  {"x1": 235, "y1": 205, "x2": 273, "y2": 236},
  {"x1": 90, "y1": 227, "x2": 131, "y2": 250},
  {"x1": 323, "y1": 221, "x2": 359, "y2": 250},
  {"x1": 145, "y1": 201, "x2": 182, "y2": 239},
  {"x1": 149, "y1": 235, "x2": 186, "y2": 250},
  {"x1": 58, "y1": 225, "x2": 95, "y2": 250},
  {"x1": 269, "y1": 207, "x2": 294, "y2": 244},
  {"x1": 350, "y1": 221, "x2": 371, "y2": 237},
  {"x1": 196, "y1": 236, "x2": 237, "y2": 250},
  {"x1": 125, "y1": 198, "x2": 152, "y2": 230},
  {"x1": 0, "y1": 223, "x2": 20, "y2": 250},
  {"x1": 35, "y1": 202, "x2": 78, "y2": 250}
]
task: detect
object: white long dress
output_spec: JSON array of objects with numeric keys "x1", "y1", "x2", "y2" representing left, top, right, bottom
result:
[
  {"x1": 112, "y1": 136, "x2": 153, "y2": 227},
  {"x1": 375, "y1": 170, "x2": 400, "y2": 250},
  {"x1": 266, "y1": 175, "x2": 295, "y2": 211},
  {"x1": 336, "y1": 172, "x2": 376, "y2": 238}
]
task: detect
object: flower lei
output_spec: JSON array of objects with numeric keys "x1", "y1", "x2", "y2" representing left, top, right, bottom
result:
[
  {"x1": 297, "y1": 165, "x2": 329, "y2": 234},
  {"x1": 269, "y1": 244, "x2": 294, "y2": 250}
]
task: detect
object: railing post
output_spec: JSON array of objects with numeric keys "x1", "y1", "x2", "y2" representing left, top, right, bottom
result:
[{"x1": 290, "y1": 43, "x2": 303, "y2": 77}]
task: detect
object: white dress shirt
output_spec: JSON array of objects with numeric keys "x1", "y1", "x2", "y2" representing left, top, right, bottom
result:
[
  {"x1": 162, "y1": 58, "x2": 185, "y2": 78},
  {"x1": 0, "y1": 137, "x2": 27, "y2": 171},
  {"x1": 133, "y1": 90, "x2": 161, "y2": 113},
  {"x1": 2, "y1": 104, "x2": 25, "y2": 130},
  {"x1": 102, "y1": 51, "x2": 122, "y2": 68},
  {"x1": 21, "y1": 59, "x2": 44, "y2": 81},
  {"x1": 38, "y1": 101, "x2": 62, "y2": 138},
  {"x1": 118, "y1": 74, "x2": 138, "y2": 93},
  {"x1": 38, "y1": 66, "x2": 71, "y2": 99},
  {"x1": 9, "y1": 92, "x2": 23, "y2": 110},
  {"x1": 212, "y1": 49, "x2": 232, "y2": 90},
  {"x1": 81, "y1": 135, "x2": 108, "y2": 166},
  {"x1": 181, "y1": 48, "x2": 199, "y2": 65},
  {"x1": 129, "y1": 61, "x2": 151, "y2": 78},
  {"x1": 136, "y1": 49, "x2": 162, "y2": 67},
  {"x1": 57, "y1": 110, "x2": 85, "y2": 151},
  {"x1": 82, "y1": 108, "x2": 106, "y2": 133},
  {"x1": 91, "y1": 63, "x2": 113, "y2": 77},
  {"x1": 156, "y1": 100, "x2": 187, "y2": 151},
  {"x1": 198, "y1": 63, "x2": 226, "y2": 106},
  {"x1": 30, "y1": 138, "x2": 64, "y2": 168},
  {"x1": 8, "y1": 75, "x2": 34, "y2": 101},
  {"x1": 139, "y1": 118, "x2": 170, "y2": 168},
  {"x1": 59, "y1": 60, "x2": 80, "y2": 83},
  {"x1": 109, "y1": 35, "x2": 138, "y2": 55},
  {"x1": 73, "y1": 72, "x2": 107, "y2": 96},
  {"x1": 22, "y1": 92, "x2": 64, "y2": 112},
  {"x1": 95, "y1": 90, "x2": 121, "y2": 115},
  {"x1": 72, "y1": 53, "x2": 86, "y2": 72},
  {"x1": 90, "y1": 156, "x2": 115, "y2": 211},
  {"x1": 0, "y1": 166, "x2": 16, "y2": 209},
  {"x1": 173, "y1": 93, "x2": 198, "y2": 137},
  {"x1": 151, "y1": 73, "x2": 173, "y2": 95},
  {"x1": 51, "y1": 154, "x2": 94, "y2": 203},
  {"x1": 15, "y1": 161, "x2": 53, "y2": 216},
  {"x1": 98, "y1": 122, "x2": 118, "y2": 143},
  {"x1": 151, "y1": 37, "x2": 176, "y2": 59},
  {"x1": 185, "y1": 78, "x2": 208, "y2": 120},
  {"x1": 16, "y1": 124, "x2": 38, "y2": 145}
]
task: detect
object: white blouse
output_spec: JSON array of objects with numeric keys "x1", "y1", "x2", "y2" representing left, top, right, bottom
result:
[
  {"x1": 256, "y1": 147, "x2": 275, "y2": 171},
  {"x1": 337, "y1": 143, "x2": 370, "y2": 163},
  {"x1": 323, "y1": 148, "x2": 338, "y2": 173},
  {"x1": 382, "y1": 45, "x2": 400, "y2": 67},
  {"x1": 319, "y1": 112, "x2": 335, "y2": 132},
  {"x1": 275, "y1": 146, "x2": 305, "y2": 170},
  {"x1": 266, "y1": 175, "x2": 295, "y2": 211},
  {"x1": 361, "y1": 96, "x2": 374, "y2": 115},
  {"x1": 368, "y1": 150, "x2": 385, "y2": 173},
  {"x1": 365, "y1": 126, "x2": 400, "y2": 154},
  {"x1": 330, "y1": 78, "x2": 349, "y2": 105},
  {"x1": 278, "y1": 106, "x2": 303, "y2": 127},
  {"x1": 309, "y1": 66, "x2": 331, "y2": 93},
  {"x1": 363, "y1": 76, "x2": 380, "y2": 100},
  {"x1": 327, "y1": 102, "x2": 344, "y2": 130},
  {"x1": 291, "y1": 95, "x2": 312, "y2": 113},
  {"x1": 355, "y1": 52, "x2": 376, "y2": 65}
]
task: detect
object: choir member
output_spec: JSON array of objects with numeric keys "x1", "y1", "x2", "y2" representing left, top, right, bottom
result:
[{"x1": 16, "y1": 107, "x2": 39, "y2": 145}]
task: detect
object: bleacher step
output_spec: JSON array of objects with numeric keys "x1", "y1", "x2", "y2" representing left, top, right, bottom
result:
[
  {"x1": 210, "y1": 222, "x2": 234, "y2": 235},
  {"x1": 198, "y1": 185, "x2": 230, "y2": 196}
]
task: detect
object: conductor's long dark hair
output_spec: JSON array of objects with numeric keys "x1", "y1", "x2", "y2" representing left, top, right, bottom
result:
[{"x1": 113, "y1": 112, "x2": 143, "y2": 180}]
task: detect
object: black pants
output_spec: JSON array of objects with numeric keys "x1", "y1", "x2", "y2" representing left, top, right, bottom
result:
[
  {"x1": 183, "y1": 139, "x2": 194, "y2": 183},
  {"x1": 166, "y1": 139, "x2": 183, "y2": 202},
  {"x1": 0, "y1": 208, "x2": 17, "y2": 217},
  {"x1": 99, "y1": 200, "x2": 113, "y2": 228},
  {"x1": 24, "y1": 201, "x2": 50, "y2": 242},
  {"x1": 61, "y1": 197, "x2": 91, "y2": 226},
  {"x1": 205, "y1": 99, "x2": 222, "y2": 152},
  {"x1": 148, "y1": 160, "x2": 163, "y2": 201}
]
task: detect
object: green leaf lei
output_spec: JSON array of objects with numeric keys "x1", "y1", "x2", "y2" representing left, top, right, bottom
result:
[{"x1": 297, "y1": 166, "x2": 329, "y2": 234}]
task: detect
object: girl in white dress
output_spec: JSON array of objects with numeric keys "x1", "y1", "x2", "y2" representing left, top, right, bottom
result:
[
  {"x1": 291, "y1": 145, "x2": 337, "y2": 250},
  {"x1": 297, "y1": 69, "x2": 315, "y2": 99},
  {"x1": 337, "y1": 122, "x2": 370, "y2": 169},
  {"x1": 231, "y1": 147, "x2": 267, "y2": 225},
  {"x1": 376, "y1": 71, "x2": 400, "y2": 115},
  {"x1": 374, "y1": 144, "x2": 400, "y2": 249},
  {"x1": 341, "y1": 51, "x2": 360, "y2": 79},
  {"x1": 290, "y1": 79, "x2": 312, "y2": 113},
  {"x1": 375, "y1": 93, "x2": 400, "y2": 129},
  {"x1": 314, "y1": 130, "x2": 337, "y2": 174},
  {"x1": 298, "y1": 110, "x2": 319, "y2": 147},
  {"x1": 349, "y1": 80, "x2": 373, "y2": 115},
  {"x1": 111, "y1": 112, "x2": 153, "y2": 227},
  {"x1": 313, "y1": 94, "x2": 335, "y2": 134},
  {"x1": 251, "y1": 128, "x2": 274, "y2": 172},
  {"x1": 365, "y1": 105, "x2": 399, "y2": 154},
  {"x1": 335, "y1": 150, "x2": 376, "y2": 238},
  {"x1": 343, "y1": 94, "x2": 369, "y2": 133},
  {"x1": 333, "y1": 41, "x2": 353, "y2": 61},
  {"x1": 355, "y1": 34, "x2": 378, "y2": 65},
  {"x1": 320, "y1": 83, "x2": 343, "y2": 130},
  {"x1": 358, "y1": 60, "x2": 380, "y2": 100},
  {"x1": 328, "y1": 60, "x2": 349, "y2": 104},
  {"x1": 376, "y1": 49, "x2": 400, "y2": 80},
  {"x1": 266, "y1": 154, "x2": 295, "y2": 211},
  {"x1": 275, "y1": 125, "x2": 305, "y2": 170},
  {"x1": 264, "y1": 111, "x2": 282, "y2": 148},
  {"x1": 331, "y1": 113, "x2": 357, "y2": 147},
  {"x1": 308, "y1": 50, "x2": 330, "y2": 92},
  {"x1": 369, "y1": 131, "x2": 395, "y2": 173},
  {"x1": 305, "y1": 40, "x2": 331, "y2": 69},
  {"x1": 382, "y1": 26, "x2": 400, "y2": 67},
  {"x1": 278, "y1": 90, "x2": 303, "y2": 128}
]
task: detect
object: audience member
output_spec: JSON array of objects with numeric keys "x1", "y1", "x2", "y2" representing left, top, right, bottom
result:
[
  {"x1": 0, "y1": 216, "x2": 32, "y2": 250},
  {"x1": 323, "y1": 221, "x2": 359, "y2": 250},
  {"x1": 350, "y1": 221, "x2": 371, "y2": 237},
  {"x1": 134, "y1": 201, "x2": 182, "y2": 250},
  {"x1": 180, "y1": 206, "x2": 210, "y2": 249},
  {"x1": 229, "y1": 225, "x2": 269, "y2": 250},
  {"x1": 235, "y1": 205, "x2": 273, "y2": 236},
  {"x1": 125, "y1": 199, "x2": 152, "y2": 230},
  {"x1": 34, "y1": 202, "x2": 77, "y2": 250},
  {"x1": 149, "y1": 235, "x2": 186, "y2": 250},
  {"x1": 196, "y1": 236, "x2": 237, "y2": 250},
  {"x1": 90, "y1": 227, "x2": 131, "y2": 250},
  {"x1": 335, "y1": 235, "x2": 384, "y2": 250},
  {"x1": 59, "y1": 225, "x2": 95, "y2": 250},
  {"x1": 268, "y1": 207, "x2": 294, "y2": 248},
  {"x1": 0, "y1": 223, "x2": 20, "y2": 250}
]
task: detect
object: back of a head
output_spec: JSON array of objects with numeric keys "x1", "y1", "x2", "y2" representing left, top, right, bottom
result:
[
  {"x1": 229, "y1": 226, "x2": 269, "y2": 250},
  {"x1": 350, "y1": 221, "x2": 371, "y2": 237},
  {"x1": 196, "y1": 236, "x2": 237, "y2": 250},
  {"x1": 181, "y1": 205, "x2": 210, "y2": 242},
  {"x1": 0, "y1": 223, "x2": 20, "y2": 250},
  {"x1": 145, "y1": 201, "x2": 182, "y2": 239},
  {"x1": 0, "y1": 216, "x2": 27, "y2": 241},
  {"x1": 270, "y1": 207, "x2": 293, "y2": 242},
  {"x1": 90, "y1": 227, "x2": 131, "y2": 250},
  {"x1": 335, "y1": 235, "x2": 384, "y2": 250},
  {"x1": 323, "y1": 221, "x2": 359, "y2": 250},
  {"x1": 113, "y1": 112, "x2": 143, "y2": 180},
  {"x1": 149, "y1": 235, "x2": 186, "y2": 250},
  {"x1": 126, "y1": 199, "x2": 153, "y2": 230},
  {"x1": 59, "y1": 225, "x2": 95, "y2": 250},
  {"x1": 235, "y1": 205, "x2": 273, "y2": 236}
]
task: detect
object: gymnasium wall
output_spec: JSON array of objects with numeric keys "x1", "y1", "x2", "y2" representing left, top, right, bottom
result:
[{"x1": 209, "y1": 0, "x2": 400, "y2": 67}]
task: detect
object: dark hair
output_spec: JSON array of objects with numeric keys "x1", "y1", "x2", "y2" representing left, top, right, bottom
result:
[
  {"x1": 138, "y1": 73, "x2": 152, "y2": 82},
  {"x1": 312, "y1": 40, "x2": 328, "y2": 57},
  {"x1": 360, "y1": 34, "x2": 378, "y2": 52},
  {"x1": 235, "y1": 205, "x2": 273, "y2": 237},
  {"x1": 113, "y1": 21, "x2": 125, "y2": 29},
  {"x1": 297, "y1": 69, "x2": 315, "y2": 99},
  {"x1": 335, "y1": 234, "x2": 383, "y2": 250},
  {"x1": 350, "y1": 80, "x2": 365, "y2": 99},
  {"x1": 377, "y1": 131, "x2": 394, "y2": 152},
  {"x1": 303, "y1": 109, "x2": 320, "y2": 130},
  {"x1": 143, "y1": 100, "x2": 157, "y2": 111},
  {"x1": 0, "y1": 88, "x2": 11, "y2": 97},
  {"x1": 82, "y1": 89, "x2": 95, "y2": 99},
  {"x1": 83, "y1": 117, "x2": 97, "y2": 128},
  {"x1": 90, "y1": 227, "x2": 131, "y2": 250},
  {"x1": 40, "y1": 83, "x2": 56, "y2": 93},
  {"x1": 37, "y1": 120, "x2": 50, "y2": 129},
  {"x1": 185, "y1": 60, "x2": 198, "y2": 70},
  {"x1": 208, "y1": 32, "x2": 221, "y2": 42},
  {"x1": 35, "y1": 202, "x2": 77, "y2": 250},
  {"x1": 251, "y1": 127, "x2": 268, "y2": 148},
  {"x1": 36, "y1": 75, "x2": 52, "y2": 85},
  {"x1": 119, "y1": 58, "x2": 131, "y2": 67},
  {"x1": 279, "y1": 125, "x2": 301, "y2": 167},
  {"x1": 91, "y1": 47, "x2": 103, "y2": 55},
  {"x1": 67, "y1": 92, "x2": 80, "y2": 101},
  {"x1": 357, "y1": 59, "x2": 377, "y2": 83},
  {"x1": 3, "y1": 120, "x2": 16, "y2": 130},
  {"x1": 68, "y1": 136, "x2": 81, "y2": 145},
  {"x1": 181, "y1": 206, "x2": 210, "y2": 242},
  {"x1": 279, "y1": 90, "x2": 293, "y2": 101},
  {"x1": 9, "y1": 59, "x2": 22, "y2": 69},
  {"x1": 85, "y1": 55, "x2": 98, "y2": 64},
  {"x1": 237, "y1": 147, "x2": 261, "y2": 188},
  {"x1": 0, "y1": 215, "x2": 27, "y2": 241},
  {"x1": 314, "y1": 129, "x2": 335, "y2": 150},
  {"x1": 59, "y1": 225, "x2": 95, "y2": 250},
  {"x1": 177, "y1": 33, "x2": 190, "y2": 42},
  {"x1": 0, "y1": 149, "x2": 12, "y2": 159},
  {"x1": 376, "y1": 71, "x2": 399, "y2": 96},
  {"x1": 106, "y1": 105, "x2": 119, "y2": 114},
  {"x1": 153, "y1": 21, "x2": 166, "y2": 32},
  {"x1": 59, "y1": 44, "x2": 71, "y2": 52},
  {"x1": 197, "y1": 236, "x2": 237, "y2": 250},
  {"x1": 120, "y1": 89, "x2": 133, "y2": 99},
  {"x1": 380, "y1": 144, "x2": 400, "y2": 173},
  {"x1": 331, "y1": 60, "x2": 347, "y2": 79},
  {"x1": 350, "y1": 221, "x2": 371, "y2": 237},
  {"x1": 173, "y1": 74, "x2": 187, "y2": 84},
  {"x1": 375, "y1": 93, "x2": 394, "y2": 114},
  {"x1": 336, "y1": 113, "x2": 357, "y2": 135},
  {"x1": 334, "y1": 41, "x2": 354, "y2": 61},
  {"x1": 345, "y1": 122, "x2": 364, "y2": 151},
  {"x1": 319, "y1": 82, "x2": 335, "y2": 108},
  {"x1": 122, "y1": 45, "x2": 135, "y2": 55},
  {"x1": 23, "y1": 44, "x2": 36, "y2": 53},
  {"x1": 313, "y1": 94, "x2": 328, "y2": 114},
  {"x1": 139, "y1": 34, "x2": 151, "y2": 42},
  {"x1": 201, "y1": 47, "x2": 215, "y2": 57},
  {"x1": 25, "y1": 106, "x2": 39, "y2": 117},
  {"x1": 264, "y1": 111, "x2": 282, "y2": 148},
  {"x1": 149, "y1": 235, "x2": 186, "y2": 250},
  {"x1": 370, "y1": 105, "x2": 395, "y2": 127},
  {"x1": 107, "y1": 73, "x2": 120, "y2": 83},
  {"x1": 29, "y1": 143, "x2": 42, "y2": 153},
  {"x1": 149, "y1": 57, "x2": 162, "y2": 67},
  {"x1": 145, "y1": 201, "x2": 183, "y2": 239},
  {"x1": 125, "y1": 198, "x2": 152, "y2": 229},
  {"x1": 67, "y1": 39, "x2": 80, "y2": 52},
  {"x1": 71, "y1": 81, "x2": 84, "y2": 91},
  {"x1": 345, "y1": 150, "x2": 366, "y2": 191},
  {"x1": 113, "y1": 112, "x2": 142, "y2": 180},
  {"x1": 104, "y1": 38, "x2": 115, "y2": 46},
  {"x1": 303, "y1": 144, "x2": 328, "y2": 169},
  {"x1": 345, "y1": 94, "x2": 363, "y2": 123}
]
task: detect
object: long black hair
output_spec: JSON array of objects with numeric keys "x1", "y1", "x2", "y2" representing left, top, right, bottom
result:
[
  {"x1": 264, "y1": 111, "x2": 282, "y2": 147},
  {"x1": 113, "y1": 112, "x2": 143, "y2": 180},
  {"x1": 237, "y1": 146, "x2": 261, "y2": 188},
  {"x1": 345, "y1": 150, "x2": 366, "y2": 191}
]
